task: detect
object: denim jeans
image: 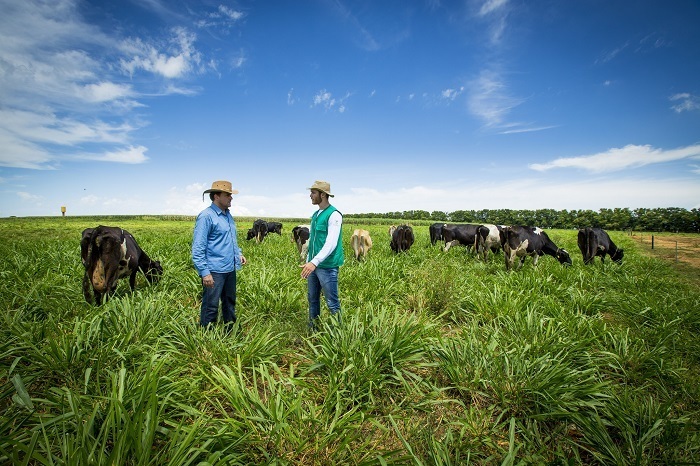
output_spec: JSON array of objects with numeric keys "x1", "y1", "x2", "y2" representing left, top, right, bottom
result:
[
  {"x1": 200, "y1": 271, "x2": 237, "y2": 328},
  {"x1": 307, "y1": 267, "x2": 341, "y2": 329}
]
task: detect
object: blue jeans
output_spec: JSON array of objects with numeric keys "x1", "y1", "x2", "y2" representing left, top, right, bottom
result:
[
  {"x1": 200, "y1": 271, "x2": 237, "y2": 328},
  {"x1": 307, "y1": 267, "x2": 341, "y2": 329}
]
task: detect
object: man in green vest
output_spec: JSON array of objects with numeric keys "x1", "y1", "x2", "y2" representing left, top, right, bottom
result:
[{"x1": 300, "y1": 180, "x2": 344, "y2": 330}]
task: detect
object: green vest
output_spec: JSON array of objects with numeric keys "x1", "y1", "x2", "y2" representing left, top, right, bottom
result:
[{"x1": 309, "y1": 206, "x2": 344, "y2": 268}]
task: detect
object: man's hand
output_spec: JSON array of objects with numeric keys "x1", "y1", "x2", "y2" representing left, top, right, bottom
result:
[
  {"x1": 300, "y1": 262, "x2": 316, "y2": 279},
  {"x1": 202, "y1": 274, "x2": 214, "y2": 288}
]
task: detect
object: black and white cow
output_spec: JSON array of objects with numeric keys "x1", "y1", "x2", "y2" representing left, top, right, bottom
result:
[
  {"x1": 474, "y1": 224, "x2": 505, "y2": 261},
  {"x1": 390, "y1": 224, "x2": 414, "y2": 253},
  {"x1": 502, "y1": 225, "x2": 572, "y2": 271},
  {"x1": 251, "y1": 218, "x2": 268, "y2": 243},
  {"x1": 442, "y1": 223, "x2": 480, "y2": 253},
  {"x1": 291, "y1": 224, "x2": 310, "y2": 263},
  {"x1": 429, "y1": 223, "x2": 444, "y2": 246},
  {"x1": 578, "y1": 227, "x2": 624, "y2": 264},
  {"x1": 266, "y1": 221, "x2": 283, "y2": 235},
  {"x1": 81, "y1": 226, "x2": 162, "y2": 304}
]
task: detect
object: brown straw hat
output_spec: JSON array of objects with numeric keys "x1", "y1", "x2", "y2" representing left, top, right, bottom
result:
[
  {"x1": 308, "y1": 180, "x2": 334, "y2": 197},
  {"x1": 203, "y1": 180, "x2": 239, "y2": 195}
]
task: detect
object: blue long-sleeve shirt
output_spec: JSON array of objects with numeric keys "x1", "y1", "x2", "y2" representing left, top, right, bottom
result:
[{"x1": 192, "y1": 203, "x2": 243, "y2": 277}]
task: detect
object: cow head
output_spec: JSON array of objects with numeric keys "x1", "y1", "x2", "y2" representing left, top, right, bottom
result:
[
  {"x1": 87, "y1": 227, "x2": 127, "y2": 294},
  {"x1": 556, "y1": 248, "x2": 572, "y2": 266},
  {"x1": 611, "y1": 248, "x2": 624, "y2": 264},
  {"x1": 247, "y1": 229, "x2": 255, "y2": 240},
  {"x1": 145, "y1": 260, "x2": 163, "y2": 283}
]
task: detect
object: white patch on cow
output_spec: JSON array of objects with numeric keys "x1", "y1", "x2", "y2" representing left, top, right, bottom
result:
[
  {"x1": 92, "y1": 259, "x2": 107, "y2": 292},
  {"x1": 505, "y1": 238, "x2": 530, "y2": 270},
  {"x1": 533, "y1": 228, "x2": 543, "y2": 235}
]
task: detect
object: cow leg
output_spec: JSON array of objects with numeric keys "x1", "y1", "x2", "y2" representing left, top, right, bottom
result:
[
  {"x1": 532, "y1": 254, "x2": 540, "y2": 267},
  {"x1": 129, "y1": 269, "x2": 137, "y2": 291},
  {"x1": 82, "y1": 272, "x2": 93, "y2": 303}
]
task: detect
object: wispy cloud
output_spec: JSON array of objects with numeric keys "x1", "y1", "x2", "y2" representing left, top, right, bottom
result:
[
  {"x1": 475, "y1": 0, "x2": 510, "y2": 45},
  {"x1": 670, "y1": 93, "x2": 700, "y2": 113},
  {"x1": 78, "y1": 145, "x2": 149, "y2": 164},
  {"x1": 467, "y1": 69, "x2": 523, "y2": 128},
  {"x1": 441, "y1": 86, "x2": 465, "y2": 101},
  {"x1": 312, "y1": 89, "x2": 351, "y2": 113},
  {"x1": 529, "y1": 143, "x2": 700, "y2": 173}
]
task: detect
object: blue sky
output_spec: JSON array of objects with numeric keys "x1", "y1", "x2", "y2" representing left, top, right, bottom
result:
[{"x1": 1, "y1": 0, "x2": 699, "y2": 219}]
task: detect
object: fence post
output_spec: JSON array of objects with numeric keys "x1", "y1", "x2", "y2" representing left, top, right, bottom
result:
[
  {"x1": 676, "y1": 241, "x2": 678, "y2": 262},
  {"x1": 651, "y1": 235, "x2": 654, "y2": 249}
]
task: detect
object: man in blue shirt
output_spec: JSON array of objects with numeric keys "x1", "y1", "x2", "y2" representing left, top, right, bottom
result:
[{"x1": 192, "y1": 180, "x2": 247, "y2": 330}]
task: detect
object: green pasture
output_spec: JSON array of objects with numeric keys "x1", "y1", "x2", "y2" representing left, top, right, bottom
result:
[{"x1": 1, "y1": 216, "x2": 699, "y2": 465}]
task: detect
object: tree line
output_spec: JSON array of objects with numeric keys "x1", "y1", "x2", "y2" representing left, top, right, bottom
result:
[{"x1": 346, "y1": 207, "x2": 700, "y2": 233}]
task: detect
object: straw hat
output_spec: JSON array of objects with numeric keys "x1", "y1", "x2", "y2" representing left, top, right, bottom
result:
[
  {"x1": 308, "y1": 180, "x2": 334, "y2": 197},
  {"x1": 203, "y1": 180, "x2": 238, "y2": 195}
]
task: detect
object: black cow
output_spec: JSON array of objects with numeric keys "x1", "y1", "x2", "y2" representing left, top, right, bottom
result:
[
  {"x1": 291, "y1": 225, "x2": 310, "y2": 263},
  {"x1": 81, "y1": 226, "x2": 162, "y2": 304},
  {"x1": 578, "y1": 227, "x2": 624, "y2": 264},
  {"x1": 474, "y1": 224, "x2": 505, "y2": 261},
  {"x1": 502, "y1": 225, "x2": 572, "y2": 271},
  {"x1": 429, "y1": 223, "x2": 444, "y2": 246},
  {"x1": 390, "y1": 224, "x2": 414, "y2": 253},
  {"x1": 266, "y1": 221, "x2": 283, "y2": 235},
  {"x1": 251, "y1": 218, "x2": 268, "y2": 243},
  {"x1": 442, "y1": 223, "x2": 479, "y2": 253}
]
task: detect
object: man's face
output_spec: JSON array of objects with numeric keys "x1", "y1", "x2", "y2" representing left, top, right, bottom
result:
[
  {"x1": 310, "y1": 189, "x2": 322, "y2": 205},
  {"x1": 215, "y1": 192, "x2": 233, "y2": 209}
]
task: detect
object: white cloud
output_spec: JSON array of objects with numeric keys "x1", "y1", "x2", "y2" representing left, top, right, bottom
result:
[
  {"x1": 441, "y1": 86, "x2": 465, "y2": 101},
  {"x1": 670, "y1": 93, "x2": 700, "y2": 113},
  {"x1": 312, "y1": 89, "x2": 351, "y2": 112},
  {"x1": 529, "y1": 143, "x2": 700, "y2": 173},
  {"x1": 79, "y1": 81, "x2": 134, "y2": 103},
  {"x1": 80, "y1": 145, "x2": 149, "y2": 164},
  {"x1": 119, "y1": 28, "x2": 202, "y2": 79}
]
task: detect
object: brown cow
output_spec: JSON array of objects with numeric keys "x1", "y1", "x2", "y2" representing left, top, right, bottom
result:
[{"x1": 350, "y1": 229, "x2": 372, "y2": 261}]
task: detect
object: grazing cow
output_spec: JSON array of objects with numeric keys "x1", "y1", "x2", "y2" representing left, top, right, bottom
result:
[
  {"x1": 350, "y1": 229, "x2": 373, "y2": 261},
  {"x1": 390, "y1": 225, "x2": 414, "y2": 253},
  {"x1": 475, "y1": 224, "x2": 505, "y2": 261},
  {"x1": 429, "y1": 223, "x2": 444, "y2": 246},
  {"x1": 81, "y1": 226, "x2": 163, "y2": 304},
  {"x1": 578, "y1": 227, "x2": 624, "y2": 264},
  {"x1": 251, "y1": 218, "x2": 268, "y2": 243},
  {"x1": 502, "y1": 225, "x2": 572, "y2": 271},
  {"x1": 442, "y1": 223, "x2": 480, "y2": 253},
  {"x1": 291, "y1": 225, "x2": 310, "y2": 263},
  {"x1": 266, "y1": 221, "x2": 283, "y2": 235}
]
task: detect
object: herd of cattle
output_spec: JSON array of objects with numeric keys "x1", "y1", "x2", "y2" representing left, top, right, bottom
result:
[{"x1": 80, "y1": 220, "x2": 623, "y2": 305}]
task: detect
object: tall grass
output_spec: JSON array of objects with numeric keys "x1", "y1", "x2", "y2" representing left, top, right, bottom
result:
[{"x1": 1, "y1": 217, "x2": 698, "y2": 464}]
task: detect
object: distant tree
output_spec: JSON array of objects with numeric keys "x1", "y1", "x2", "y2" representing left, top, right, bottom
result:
[
  {"x1": 430, "y1": 211, "x2": 448, "y2": 221},
  {"x1": 450, "y1": 210, "x2": 472, "y2": 223}
]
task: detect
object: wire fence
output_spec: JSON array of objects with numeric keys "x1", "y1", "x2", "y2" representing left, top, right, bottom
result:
[{"x1": 630, "y1": 233, "x2": 700, "y2": 266}]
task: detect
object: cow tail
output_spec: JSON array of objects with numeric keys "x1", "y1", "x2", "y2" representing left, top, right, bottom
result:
[
  {"x1": 586, "y1": 228, "x2": 594, "y2": 264},
  {"x1": 476, "y1": 227, "x2": 484, "y2": 258}
]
